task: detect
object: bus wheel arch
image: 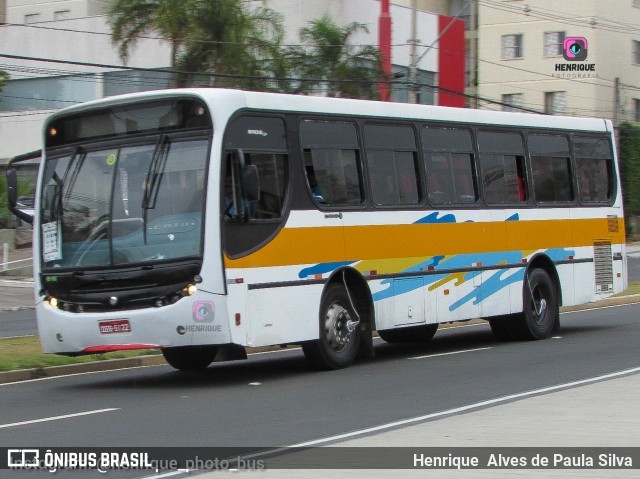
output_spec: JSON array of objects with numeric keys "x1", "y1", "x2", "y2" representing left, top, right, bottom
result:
[
  {"x1": 527, "y1": 254, "x2": 563, "y2": 308},
  {"x1": 302, "y1": 268, "x2": 374, "y2": 369}
]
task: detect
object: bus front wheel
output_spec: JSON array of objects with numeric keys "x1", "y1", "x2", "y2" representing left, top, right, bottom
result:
[
  {"x1": 162, "y1": 345, "x2": 218, "y2": 371},
  {"x1": 303, "y1": 283, "x2": 361, "y2": 370}
]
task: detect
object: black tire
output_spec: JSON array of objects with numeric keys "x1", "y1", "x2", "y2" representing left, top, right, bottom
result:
[
  {"x1": 302, "y1": 283, "x2": 361, "y2": 370},
  {"x1": 378, "y1": 324, "x2": 438, "y2": 343},
  {"x1": 488, "y1": 315, "x2": 518, "y2": 341},
  {"x1": 512, "y1": 268, "x2": 558, "y2": 340},
  {"x1": 162, "y1": 345, "x2": 218, "y2": 371}
]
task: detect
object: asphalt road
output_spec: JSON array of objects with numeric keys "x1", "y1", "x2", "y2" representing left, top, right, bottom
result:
[{"x1": 1, "y1": 303, "x2": 640, "y2": 478}]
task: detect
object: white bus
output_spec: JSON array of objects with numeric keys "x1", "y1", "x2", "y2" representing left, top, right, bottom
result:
[{"x1": 6, "y1": 89, "x2": 627, "y2": 371}]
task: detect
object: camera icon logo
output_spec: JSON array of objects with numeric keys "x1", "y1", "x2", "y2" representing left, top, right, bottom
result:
[
  {"x1": 563, "y1": 37, "x2": 588, "y2": 61},
  {"x1": 192, "y1": 301, "x2": 215, "y2": 322}
]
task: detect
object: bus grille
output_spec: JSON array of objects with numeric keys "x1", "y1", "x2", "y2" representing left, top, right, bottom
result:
[{"x1": 593, "y1": 241, "x2": 613, "y2": 293}]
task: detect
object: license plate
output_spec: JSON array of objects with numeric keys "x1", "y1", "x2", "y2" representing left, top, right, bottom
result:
[{"x1": 98, "y1": 319, "x2": 131, "y2": 334}]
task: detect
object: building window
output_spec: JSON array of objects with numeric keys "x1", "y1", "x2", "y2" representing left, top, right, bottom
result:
[
  {"x1": 54, "y1": 10, "x2": 71, "y2": 21},
  {"x1": 635, "y1": 99, "x2": 640, "y2": 123},
  {"x1": 544, "y1": 91, "x2": 566, "y2": 115},
  {"x1": 502, "y1": 93, "x2": 523, "y2": 112},
  {"x1": 502, "y1": 34, "x2": 523, "y2": 60},
  {"x1": 634, "y1": 40, "x2": 640, "y2": 64},
  {"x1": 24, "y1": 13, "x2": 41, "y2": 24},
  {"x1": 544, "y1": 32, "x2": 565, "y2": 57}
]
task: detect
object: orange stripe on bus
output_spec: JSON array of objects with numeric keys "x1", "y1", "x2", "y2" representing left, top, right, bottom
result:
[{"x1": 224, "y1": 217, "x2": 625, "y2": 269}]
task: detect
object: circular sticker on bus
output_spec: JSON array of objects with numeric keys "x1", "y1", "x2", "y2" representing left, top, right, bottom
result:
[{"x1": 106, "y1": 154, "x2": 117, "y2": 166}]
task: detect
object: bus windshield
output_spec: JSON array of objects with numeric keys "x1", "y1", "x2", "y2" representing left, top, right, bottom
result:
[{"x1": 40, "y1": 137, "x2": 209, "y2": 270}]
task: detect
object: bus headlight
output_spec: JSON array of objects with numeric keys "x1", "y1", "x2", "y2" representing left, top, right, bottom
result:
[
  {"x1": 47, "y1": 296, "x2": 59, "y2": 309},
  {"x1": 183, "y1": 284, "x2": 198, "y2": 296}
]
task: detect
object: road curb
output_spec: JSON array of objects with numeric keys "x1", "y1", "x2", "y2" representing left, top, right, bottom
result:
[
  {"x1": 560, "y1": 293, "x2": 640, "y2": 312},
  {"x1": 0, "y1": 354, "x2": 166, "y2": 385}
]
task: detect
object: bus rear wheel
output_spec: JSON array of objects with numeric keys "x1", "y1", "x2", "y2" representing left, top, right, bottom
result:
[
  {"x1": 162, "y1": 345, "x2": 218, "y2": 371},
  {"x1": 378, "y1": 324, "x2": 438, "y2": 343},
  {"x1": 512, "y1": 268, "x2": 558, "y2": 340},
  {"x1": 302, "y1": 283, "x2": 361, "y2": 370}
]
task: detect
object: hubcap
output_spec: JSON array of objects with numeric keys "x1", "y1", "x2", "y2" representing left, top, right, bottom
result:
[
  {"x1": 324, "y1": 302, "x2": 353, "y2": 352},
  {"x1": 532, "y1": 288, "x2": 548, "y2": 323}
]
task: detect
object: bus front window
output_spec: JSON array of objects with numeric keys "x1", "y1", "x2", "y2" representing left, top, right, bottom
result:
[{"x1": 40, "y1": 138, "x2": 209, "y2": 270}]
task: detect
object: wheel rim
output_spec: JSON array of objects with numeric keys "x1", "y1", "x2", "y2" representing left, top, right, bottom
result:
[
  {"x1": 324, "y1": 302, "x2": 354, "y2": 353},
  {"x1": 531, "y1": 284, "x2": 549, "y2": 326}
]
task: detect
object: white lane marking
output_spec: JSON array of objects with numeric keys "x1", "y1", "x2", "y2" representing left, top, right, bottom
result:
[
  {"x1": 286, "y1": 366, "x2": 640, "y2": 448},
  {"x1": 561, "y1": 301, "x2": 640, "y2": 314},
  {"x1": 408, "y1": 347, "x2": 492, "y2": 360},
  {"x1": 0, "y1": 408, "x2": 119, "y2": 429}
]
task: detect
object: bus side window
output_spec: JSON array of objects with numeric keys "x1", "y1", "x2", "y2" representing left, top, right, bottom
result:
[
  {"x1": 224, "y1": 116, "x2": 289, "y2": 221},
  {"x1": 300, "y1": 120, "x2": 363, "y2": 207},
  {"x1": 529, "y1": 134, "x2": 573, "y2": 203},
  {"x1": 422, "y1": 126, "x2": 477, "y2": 206},
  {"x1": 477, "y1": 131, "x2": 526, "y2": 205},
  {"x1": 452, "y1": 154, "x2": 478, "y2": 203},
  {"x1": 427, "y1": 154, "x2": 454, "y2": 204},
  {"x1": 303, "y1": 148, "x2": 362, "y2": 206},
  {"x1": 364, "y1": 124, "x2": 419, "y2": 206},
  {"x1": 574, "y1": 136, "x2": 614, "y2": 203}
]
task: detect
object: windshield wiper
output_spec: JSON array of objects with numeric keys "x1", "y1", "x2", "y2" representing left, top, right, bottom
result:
[
  {"x1": 142, "y1": 135, "x2": 170, "y2": 244},
  {"x1": 142, "y1": 134, "x2": 170, "y2": 211},
  {"x1": 54, "y1": 146, "x2": 84, "y2": 218}
]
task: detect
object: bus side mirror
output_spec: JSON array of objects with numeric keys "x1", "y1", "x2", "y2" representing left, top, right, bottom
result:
[
  {"x1": 6, "y1": 168, "x2": 34, "y2": 225},
  {"x1": 242, "y1": 164, "x2": 260, "y2": 202}
]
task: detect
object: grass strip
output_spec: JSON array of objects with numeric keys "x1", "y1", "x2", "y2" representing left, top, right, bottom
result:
[{"x1": 0, "y1": 336, "x2": 158, "y2": 372}]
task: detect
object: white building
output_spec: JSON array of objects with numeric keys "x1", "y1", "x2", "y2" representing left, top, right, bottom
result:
[
  {"x1": 476, "y1": 0, "x2": 640, "y2": 123},
  {"x1": 0, "y1": 0, "x2": 466, "y2": 160}
]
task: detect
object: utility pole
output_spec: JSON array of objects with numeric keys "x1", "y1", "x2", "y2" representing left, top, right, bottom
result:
[
  {"x1": 614, "y1": 77, "x2": 620, "y2": 159},
  {"x1": 378, "y1": 0, "x2": 392, "y2": 101},
  {"x1": 408, "y1": 0, "x2": 418, "y2": 104}
]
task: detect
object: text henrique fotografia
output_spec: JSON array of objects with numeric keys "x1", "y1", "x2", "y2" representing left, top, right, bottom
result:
[{"x1": 552, "y1": 36, "x2": 597, "y2": 79}]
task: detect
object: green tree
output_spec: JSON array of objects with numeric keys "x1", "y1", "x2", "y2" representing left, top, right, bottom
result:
[
  {"x1": 107, "y1": 0, "x2": 193, "y2": 85},
  {"x1": 108, "y1": 0, "x2": 287, "y2": 90},
  {"x1": 291, "y1": 15, "x2": 384, "y2": 99},
  {"x1": 620, "y1": 122, "x2": 640, "y2": 230},
  {"x1": 0, "y1": 175, "x2": 32, "y2": 229},
  {"x1": 177, "y1": 2, "x2": 287, "y2": 90}
]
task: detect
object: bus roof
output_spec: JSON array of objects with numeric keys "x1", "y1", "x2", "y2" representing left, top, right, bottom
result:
[{"x1": 47, "y1": 88, "x2": 611, "y2": 134}]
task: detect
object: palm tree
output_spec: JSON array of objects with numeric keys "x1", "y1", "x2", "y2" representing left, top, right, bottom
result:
[
  {"x1": 293, "y1": 15, "x2": 384, "y2": 99},
  {"x1": 107, "y1": 0, "x2": 192, "y2": 86},
  {"x1": 177, "y1": 2, "x2": 287, "y2": 90}
]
